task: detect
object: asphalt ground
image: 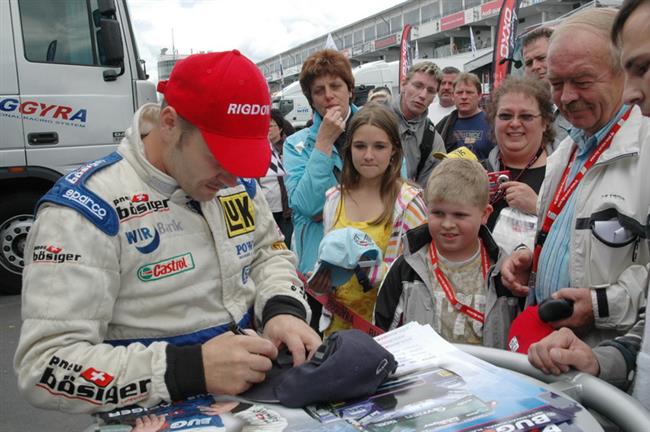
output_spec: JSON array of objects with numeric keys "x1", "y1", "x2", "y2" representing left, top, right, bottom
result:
[{"x1": 1, "y1": 294, "x2": 91, "y2": 431}]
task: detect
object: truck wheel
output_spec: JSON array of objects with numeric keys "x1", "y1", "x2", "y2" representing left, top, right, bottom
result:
[{"x1": 0, "y1": 192, "x2": 42, "y2": 295}]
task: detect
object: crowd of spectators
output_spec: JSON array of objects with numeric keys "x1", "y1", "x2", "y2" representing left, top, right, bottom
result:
[{"x1": 13, "y1": 0, "x2": 650, "y2": 417}]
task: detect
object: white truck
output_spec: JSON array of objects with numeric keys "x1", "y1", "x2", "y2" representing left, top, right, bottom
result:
[
  {"x1": 0, "y1": 0, "x2": 156, "y2": 294},
  {"x1": 272, "y1": 81, "x2": 312, "y2": 129}
]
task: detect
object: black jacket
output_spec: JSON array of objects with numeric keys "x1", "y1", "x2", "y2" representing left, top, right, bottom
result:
[{"x1": 435, "y1": 109, "x2": 460, "y2": 152}]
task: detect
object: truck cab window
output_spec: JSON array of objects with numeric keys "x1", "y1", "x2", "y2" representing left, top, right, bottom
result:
[{"x1": 19, "y1": 0, "x2": 109, "y2": 66}]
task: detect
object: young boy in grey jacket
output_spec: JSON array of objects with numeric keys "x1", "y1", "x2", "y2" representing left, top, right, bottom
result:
[{"x1": 374, "y1": 158, "x2": 520, "y2": 348}]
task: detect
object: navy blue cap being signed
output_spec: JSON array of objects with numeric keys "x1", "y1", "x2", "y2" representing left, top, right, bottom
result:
[{"x1": 241, "y1": 329, "x2": 397, "y2": 408}]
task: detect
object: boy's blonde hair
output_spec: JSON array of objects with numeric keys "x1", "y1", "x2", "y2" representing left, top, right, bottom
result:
[{"x1": 425, "y1": 159, "x2": 489, "y2": 208}]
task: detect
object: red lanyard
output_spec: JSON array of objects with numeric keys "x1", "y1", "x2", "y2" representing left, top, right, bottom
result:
[
  {"x1": 429, "y1": 241, "x2": 490, "y2": 323},
  {"x1": 531, "y1": 106, "x2": 633, "y2": 273}
]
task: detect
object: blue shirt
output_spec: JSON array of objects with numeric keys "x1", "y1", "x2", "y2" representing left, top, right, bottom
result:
[
  {"x1": 535, "y1": 105, "x2": 629, "y2": 303},
  {"x1": 448, "y1": 111, "x2": 494, "y2": 160}
]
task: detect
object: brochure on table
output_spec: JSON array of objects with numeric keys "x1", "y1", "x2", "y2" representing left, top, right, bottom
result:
[{"x1": 96, "y1": 323, "x2": 584, "y2": 431}]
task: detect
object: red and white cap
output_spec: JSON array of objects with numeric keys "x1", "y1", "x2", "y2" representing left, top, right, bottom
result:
[
  {"x1": 507, "y1": 305, "x2": 554, "y2": 354},
  {"x1": 157, "y1": 50, "x2": 271, "y2": 177}
]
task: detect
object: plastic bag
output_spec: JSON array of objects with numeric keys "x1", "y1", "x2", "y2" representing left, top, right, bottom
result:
[{"x1": 492, "y1": 207, "x2": 537, "y2": 253}]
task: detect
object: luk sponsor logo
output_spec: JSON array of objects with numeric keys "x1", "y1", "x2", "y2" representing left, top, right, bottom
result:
[
  {"x1": 33, "y1": 245, "x2": 81, "y2": 264},
  {"x1": 113, "y1": 194, "x2": 170, "y2": 222},
  {"x1": 137, "y1": 253, "x2": 195, "y2": 282},
  {"x1": 218, "y1": 192, "x2": 255, "y2": 238},
  {"x1": 64, "y1": 189, "x2": 107, "y2": 220}
]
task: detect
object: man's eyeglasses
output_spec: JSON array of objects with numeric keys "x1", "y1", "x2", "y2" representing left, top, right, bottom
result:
[{"x1": 496, "y1": 113, "x2": 542, "y2": 123}]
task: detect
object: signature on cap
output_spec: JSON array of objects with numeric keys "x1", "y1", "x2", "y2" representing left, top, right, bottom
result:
[{"x1": 376, "y1": 358, "x2": 389, "y2": 375}]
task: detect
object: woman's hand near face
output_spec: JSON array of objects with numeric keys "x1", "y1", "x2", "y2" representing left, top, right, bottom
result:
[
  {"x1": 315, "y1": 107, "x2": 346, "y2": 156},
  {"x1": 501, "y1": 181, "x2": 538, "y2": 215}
]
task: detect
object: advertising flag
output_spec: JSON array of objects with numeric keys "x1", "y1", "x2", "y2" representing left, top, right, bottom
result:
[
  {"x1": 470, "y1": 26, "x2": 477, "y2": 57},
  {"x1": 325, "y1": 33, "x2": 339, "y2": 50},
  {"x1": 399, "y1": 24, "x2": 413, "y2": 85},
  {"x1": 492, "y1": 0, "x2": 521, "y2": 89}
]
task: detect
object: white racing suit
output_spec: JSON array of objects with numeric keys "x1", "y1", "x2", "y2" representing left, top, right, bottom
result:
[{"x1": 14, "y1": 104, "x2": 310, "y2": 413}]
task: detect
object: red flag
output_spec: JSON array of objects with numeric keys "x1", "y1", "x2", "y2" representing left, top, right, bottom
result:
[
  {"x1": 81, "y1": 367, "x2": 114, "y2": 387},
  {"x1": 492, "y1": 0, "x2": 521, "y2": 90},
  {"x1": 132, "y1": 193, "x2": 149, "y2": 203},
  {"x1": 399, "y1": 24, "x2": 413, "y2": 86}
]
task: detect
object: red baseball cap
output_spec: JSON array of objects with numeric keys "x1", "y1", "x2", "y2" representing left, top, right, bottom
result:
[
  {"x1": 507, "y1": 305, "x2": 554, "y2": 354},
  {"x1": 157, "y1": 50, "x2": 271, "y2": 178}
]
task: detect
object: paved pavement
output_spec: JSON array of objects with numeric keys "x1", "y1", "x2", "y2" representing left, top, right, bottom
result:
[{"x1": 1, "y1": 294, "x2": 91, "y2": 431}]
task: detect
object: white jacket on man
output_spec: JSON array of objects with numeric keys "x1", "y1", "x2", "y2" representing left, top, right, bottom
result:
[
  {"x1": 14, "y1": 105, "x2": 309, "y2": 413},
  {"x1": 537, "y1": 105, "x2": 650, "y2": 346}
]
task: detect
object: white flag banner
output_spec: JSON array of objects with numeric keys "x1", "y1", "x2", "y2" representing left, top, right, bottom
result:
[
  {"x1": 470, "y1": 26, "x2": 477, "y2": 57},
  {"x1": 325, "y1": 33, "x2": 339, "y2": 50},
  {"x1": 414, "y1": 40, "x2": 420, "y2": 60}
]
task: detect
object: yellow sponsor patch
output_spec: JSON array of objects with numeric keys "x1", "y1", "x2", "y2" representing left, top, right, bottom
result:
[
  {"x1": 218, "y1": 192, "x2": 255, "y2": 238},
  {"x1": 272, "y1": 241, "x2": 288, "y2": 250}
]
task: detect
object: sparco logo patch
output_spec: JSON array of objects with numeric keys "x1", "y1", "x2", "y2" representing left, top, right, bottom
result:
[
  {"x1": 113, "y1": 194, "x2": 170, "y2": 222},
  {"x1": 64, "y1": 189, "x2": 107, "y2": 219},
  {"x1": 33, "y1": 245, "x2": 81, "y2": 264},
  {"x1": 137, "y1": 253, "x2": 195, "y2": 282},
  {"x1": 218, "y1": 192, "x2": 255, "y2": 238},
  {"x1": 36, "y1": 356, "x2": 150, "y2": 406}
]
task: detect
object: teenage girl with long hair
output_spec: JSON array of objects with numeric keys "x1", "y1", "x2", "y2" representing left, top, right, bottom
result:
[{"x1": 318, "y1": 103, "x2": 427, "y2": 335}]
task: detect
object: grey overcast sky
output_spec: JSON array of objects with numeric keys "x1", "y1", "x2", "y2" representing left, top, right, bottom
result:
[{"x1": 127, "y1": 0, "x2": 405, "y2": 83}]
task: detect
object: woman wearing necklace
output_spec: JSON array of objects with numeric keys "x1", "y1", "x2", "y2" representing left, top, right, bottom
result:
[{"x1": 483, "y1": 77, "x2": 556, "y2": 252}]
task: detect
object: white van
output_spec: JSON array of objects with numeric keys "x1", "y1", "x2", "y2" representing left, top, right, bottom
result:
[
  {"x1": 272, "y1": 81, "x2": 312, "y2": 129},
  {"x1": 352, "y1": 60, "x2": 400, "y2": 103},
  {"x1": 0, "y1": 0, "x2": 156, "y2": 294}
]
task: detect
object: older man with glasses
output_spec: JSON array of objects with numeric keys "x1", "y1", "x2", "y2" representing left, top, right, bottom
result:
[
  {"x1": 524, "y1": 0, "x2": 650, "y2": 410},
  {"x1": 501, "y1": 6, "x2": 650, "y2": 358}
]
